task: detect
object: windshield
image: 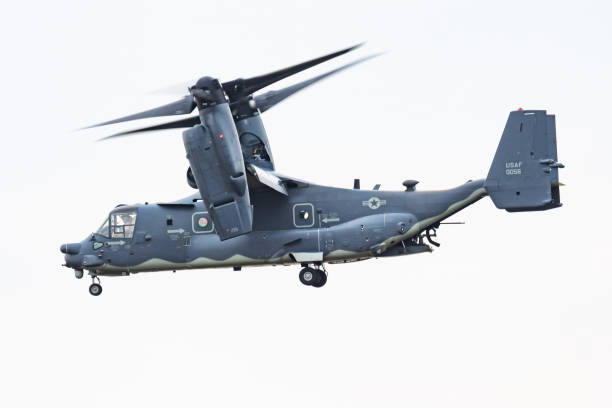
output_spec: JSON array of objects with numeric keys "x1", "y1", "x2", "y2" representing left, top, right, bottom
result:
[
  {"x1": 110, "y1": 211, "x2": 137, "y2": 239},
  {"x1": 97, "y1": 218, "x2": 110, "y2": 238}
]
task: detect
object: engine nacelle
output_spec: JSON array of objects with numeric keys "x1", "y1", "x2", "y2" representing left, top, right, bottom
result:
[{"x1": 182, "y1": 106, "x2": 253, "y2": 241}]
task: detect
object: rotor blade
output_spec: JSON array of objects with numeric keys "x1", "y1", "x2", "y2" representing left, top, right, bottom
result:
[
  {"x1": 97, "y1": 115, "x2": 201, "y2": 141},
  {"x1": 86, "y1": 95, "x2": 196, "y2": 128},
  {"x1": 148, "y1": 81, "x2": 193, "y2": 95},
  {"x1": 222, "y1": 43, "x2": 364, "y2": 102},
  {"x1": 254, "y1": 53, "x2": 382, "y2": 113}
]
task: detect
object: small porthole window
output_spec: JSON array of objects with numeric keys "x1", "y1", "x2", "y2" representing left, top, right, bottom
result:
[
  {"x1": 293, "y1": 203, "x2": 314, "y2": 228},
  {"x1": 192, "y1": 212, "x2": 214, "y2": 233}
]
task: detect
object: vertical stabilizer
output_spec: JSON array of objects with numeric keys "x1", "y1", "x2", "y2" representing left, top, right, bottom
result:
[{"x1": 485, "y1": 110, "x2": 563, "y2": 212}]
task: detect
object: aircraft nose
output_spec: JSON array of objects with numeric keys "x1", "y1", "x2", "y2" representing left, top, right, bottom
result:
[
  {"x1": 60, "y1": 243, "x2": 81, "y2": 255},
  {"x1": 64, "y1": 254, "x2": 81, "y2": 268}
]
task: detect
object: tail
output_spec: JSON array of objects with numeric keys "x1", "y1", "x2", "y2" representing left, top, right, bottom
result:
[{"x1": 485, "y1": 110, "x2": 564, "y2": 212}]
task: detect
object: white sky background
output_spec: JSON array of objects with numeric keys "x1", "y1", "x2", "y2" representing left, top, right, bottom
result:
[{"x1": 0, "y1": 1, "x2": 611, "y2": 407}]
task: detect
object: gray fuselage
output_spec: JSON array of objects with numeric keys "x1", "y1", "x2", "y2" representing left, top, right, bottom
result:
[{"x1": 63, "y1": 179, "x2": 487, "y2": 276}]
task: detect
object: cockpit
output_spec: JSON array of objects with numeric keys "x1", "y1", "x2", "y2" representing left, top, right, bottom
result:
[{"x1": 96, "y1": 208, "x2": 138, "y2": 239}]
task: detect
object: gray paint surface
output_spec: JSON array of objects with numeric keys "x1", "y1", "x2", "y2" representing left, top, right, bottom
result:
[
  {"x1": 61, "y1": 109, "x2": 562, "y2": 280},
  {"x1": 61, "y1": 43, "x2": 563, "y2": 287},
  {"x1": 63, "y1": 178, "x2": 488, "y2": 275}
]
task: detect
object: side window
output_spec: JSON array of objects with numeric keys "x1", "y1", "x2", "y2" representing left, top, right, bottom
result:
[
  {"x1": 293, "y1": 203, "x2": 315, "y2": 228},
  {"x1": 110, "y1": 211, "x2": 137, "y2": 239},
  {"x1": 192, "y1": 212, "x2": 214, "y2": 234}
]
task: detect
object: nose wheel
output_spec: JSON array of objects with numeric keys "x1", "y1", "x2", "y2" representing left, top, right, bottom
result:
[
  {"x1": 88, "y1": 276, "x2": 103, "y2": 296},
  {"x1": 299, "y1": 265, "x2": 327, "y2": 288}
]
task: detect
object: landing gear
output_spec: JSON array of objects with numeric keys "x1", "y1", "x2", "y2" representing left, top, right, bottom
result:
[
  {"x1": 89, "y1": 283, "x2": 102, "y2": 296},
  {"x1": 299, "y1": 265, "x2": 327, "y2": 288},
  {"x1": 312, "y1": 270, "x2": 327, "y2": 288},
  {"x1": 88, "y1": 276, "x2": 102, "y2": 296},
  {"x1": 299, "y1": 267, "x2": 315, "y2": 285}
]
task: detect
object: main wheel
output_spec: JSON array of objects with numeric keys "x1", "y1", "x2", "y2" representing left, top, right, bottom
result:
[
  {"x1": 299, "y1": 268, "x2": 316, "y2": 286},
  {"x1": 312, "y1": 269, "x2": 327, "y2": 288},
  {"x1": 89, "y1": 283, "x2": 103, "y2": 296}
]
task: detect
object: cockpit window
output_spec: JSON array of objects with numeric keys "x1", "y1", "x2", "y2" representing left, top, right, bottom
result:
[
  {"x1": 110, "y1": 211, "x2": 137, "y2": 239},
  {"x1": 97, "y1": 218, "x2": 110, "y2": 238}
]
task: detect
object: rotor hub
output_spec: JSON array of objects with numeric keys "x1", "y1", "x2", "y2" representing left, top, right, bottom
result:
[{"x1": 190, "y1": 76, "x2": 226, "y2": 107}]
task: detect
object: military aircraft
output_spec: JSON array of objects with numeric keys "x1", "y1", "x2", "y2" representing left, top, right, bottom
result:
[{"x1": 61, "y1": 44, "x2": 564, "y2": 296}]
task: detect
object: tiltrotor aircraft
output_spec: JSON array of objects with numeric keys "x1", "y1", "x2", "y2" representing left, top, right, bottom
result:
[{"x1": 60, "y1": 44, "x2": 564, "y2": 296}]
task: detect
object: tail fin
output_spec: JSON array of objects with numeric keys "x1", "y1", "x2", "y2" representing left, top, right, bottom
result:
[{"x1": 485, "y1": 110, "x2": 563, "y2": 212}]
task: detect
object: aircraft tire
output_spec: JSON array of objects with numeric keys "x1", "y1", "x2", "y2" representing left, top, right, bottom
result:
[
  {"x1": 312, "y1": 270, "x2": 327, "y2": 288},
  {"x1": 299, "y1": 268, "x2": 315, "y2": 286},
  {"x1": 89, "y1": 283, "x2": 103, "y2": 296}
]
